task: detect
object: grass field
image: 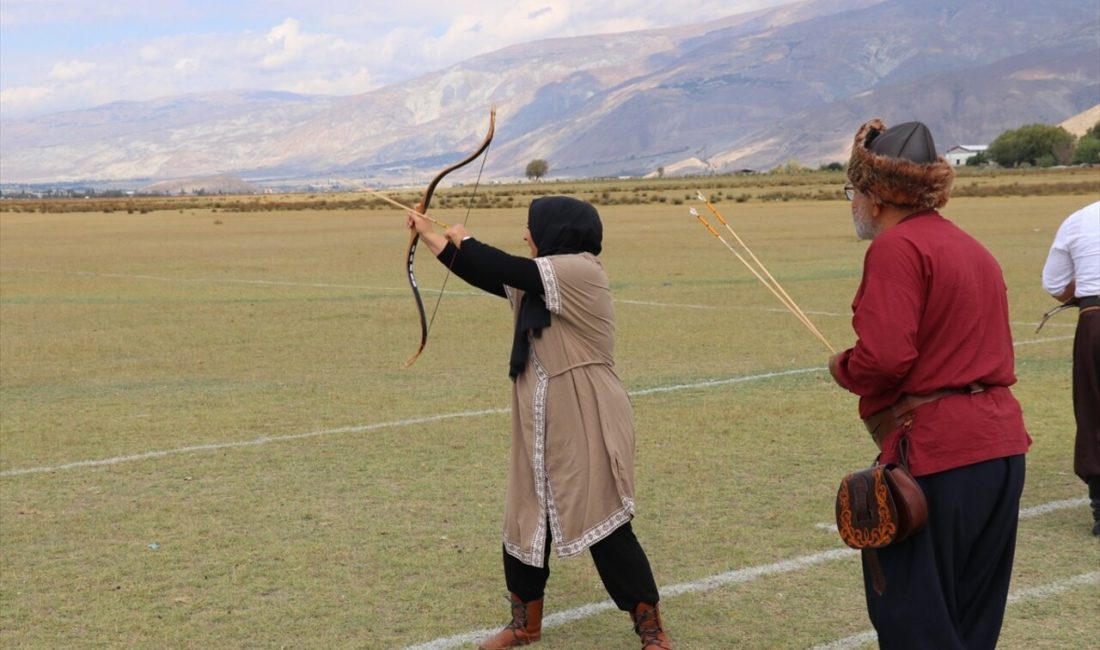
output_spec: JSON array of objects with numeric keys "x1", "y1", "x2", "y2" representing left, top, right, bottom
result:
[{"x1": 1, "y1": 185, "x2": 1098, "y2": 648}]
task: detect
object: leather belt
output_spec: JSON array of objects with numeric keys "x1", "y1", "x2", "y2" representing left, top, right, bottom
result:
[
  {"x1": 863, "y1": 382, "x2": 987, "y2": 450},
  {"x1": 1080, "y1": 296, "x2": 1100, "y2": 313}
]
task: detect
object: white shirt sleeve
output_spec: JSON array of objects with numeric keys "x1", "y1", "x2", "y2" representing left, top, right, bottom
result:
[
  {"x1": 1041, "y1": 229, "x2": 1074, "y2": 296},
  {"x1": 1042, "y1": 201, "x2": 1100, "y2": 298}
]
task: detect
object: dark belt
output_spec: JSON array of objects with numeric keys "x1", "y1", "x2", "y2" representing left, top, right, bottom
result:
[
  {"x1": 862, "y1": 382, "x2": 988, "y2": 450},
  {"x1": 1080, "y1": 296, "x2": 1100, "y2": 313}
]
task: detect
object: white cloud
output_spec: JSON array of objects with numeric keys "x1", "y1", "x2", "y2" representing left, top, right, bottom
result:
[
  {"x1": 261, "y1": 17, "x2": 308, "y2": 68},
  {"x1": 0, "y1": 84, "x2": 54, "y2": 109},
  {"x1": 0, "y1": 0, "x2": 799, "y2": 118},
  {"x1": 281, "y1": 66, "x2": 372, "y2": 96},
  {"x1": 49, "y1": 60, "x2": 97, "y2": 81},
  {"x1": 174, "y1": 58, "x2": 200, "y2": 74},
  {"x1": 139, "y1": 44, "x2": 164, "y2": 63}
]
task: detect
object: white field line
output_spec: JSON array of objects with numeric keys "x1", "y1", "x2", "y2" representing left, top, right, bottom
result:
[
  {"x1": 1014, "y1": 335, "x2": 1074, "y2": 346},
  {"x1": 809, "y1": 630, "x2": 879, "y2": 650},
  {"x1": 732, "y1": 305, "x2": 847, "y2": 317},
  {"x1": 0, "y1": 367, "x2": 826, "y2": 478},
  {"x1": 1006, "y1": 570, "x2": 1099, "y2": 603},
  {"x1": 0, "y1": 330, "x2": 1074, "y2": 480},
  {"x1": 406, "y1": 509, "x2": 1098, "y2": 650},
  {"x1": 2, "y1": 266, "x2": 831, "y2": 314},
  {"x1": 0, "y1": 409, "x2": 508, "y2": 478},
  {"x1": 815, "y1": 497, "x2": 1089, "y2": 532},
  {"x1": 629, "y1": 367, "x2": 822, "y2": 396},
  {"x1": 616, "y1": 299, "x2": 848, "y2": 317},
  {"x1": 616, "y1": 299, "x2": 718, "y2": 310},
  {"x1": 1017, "y1": 497, "x2": 1090, "y2": 518},
  {"x1": 0, "y1": 266, "x2": 482, "y2": 296},
  {"x1": 762, "y1": 307, "x2": 847, "y2": 317},
  {"x1": 0, "y1": 327, "x2": 1075, "y2": 480},
  {"x1": 403, "y1": 549, "x2": 857, "y2": 650},
  {"x1": 6, "y1": 266, "x2": 831, "y2": 314},
  {"x1": 808, "y1": 571, "x2": 1100, "y2": 650},
  {"x1": 1012, "y1": 320, "x2": 1075, "y2": 329},
  {"x1": 6, "y1": 268, "x2": 1086, "y2": 329}
]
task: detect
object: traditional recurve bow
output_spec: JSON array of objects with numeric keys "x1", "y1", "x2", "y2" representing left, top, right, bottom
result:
[{"x1": 405, "y1": 107, "x2": 496, "y2": 367}]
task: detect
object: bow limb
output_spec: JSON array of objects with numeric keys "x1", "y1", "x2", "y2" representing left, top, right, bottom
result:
[
  {"x1": 1035, "y1": 297, "x2": 1080, "y2": 333},
  {"x1": 405, "y1": 107, "x2": 497, "y2": 367}
]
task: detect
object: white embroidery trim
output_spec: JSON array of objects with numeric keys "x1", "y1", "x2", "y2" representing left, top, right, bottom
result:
[
  {"x1": 534, "y1": 257, "x2": 561, "y2": 314},
  {"x1": 554, "y1": 498, "x2": 636, "y2": 558},
  {"x1": 503, "y1": 348, "x2": 551, "y2": 567}
]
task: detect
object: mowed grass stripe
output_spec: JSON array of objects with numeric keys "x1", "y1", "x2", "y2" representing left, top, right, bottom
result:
[
  {"x1": 4, "y1": 266, "x2": 849, "y2": 315},
  {"x1": 0, "y1": 266, "x2": 480, "y2": 296},
  {"x1": 0, "y1": 368, "x2": 825, "y2": 477},
  {"x1": 4, "y1": 266, "x2": 850, "y2": 315},
  {"x1": 0, "y1": 332, "x2": 1075, "y2": 478}
]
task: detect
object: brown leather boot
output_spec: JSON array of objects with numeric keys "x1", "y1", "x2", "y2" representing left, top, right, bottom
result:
[
  {"x1": 477, "y1": 592, "x2": 543, "y2": 649},
  {"x1": 630, "y1": 602, "x2": 672, "y2": 649}
]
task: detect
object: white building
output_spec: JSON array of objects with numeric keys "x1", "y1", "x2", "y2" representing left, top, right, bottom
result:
[{"x1": 945, "y1": 145, "x2": 988, "y2": 166}]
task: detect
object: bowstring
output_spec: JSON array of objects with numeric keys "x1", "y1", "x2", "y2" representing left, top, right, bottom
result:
[{"x1": 425, "y1": 143, "x2": 492, "y2": 334}]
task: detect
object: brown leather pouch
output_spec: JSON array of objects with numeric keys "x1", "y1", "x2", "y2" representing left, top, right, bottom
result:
[
  {"x1": 835, "y1": 436, "x2": 928, "y2": 594},
  {"x1": 836, "y1": 462, "x2": 927, "y2": 549}
]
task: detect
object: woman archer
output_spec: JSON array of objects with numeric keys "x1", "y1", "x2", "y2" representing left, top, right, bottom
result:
[{"x1": 407, "y1": 196, "x2": 672, "y2": 649}]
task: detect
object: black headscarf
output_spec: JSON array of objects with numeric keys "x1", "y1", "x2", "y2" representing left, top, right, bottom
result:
[{"x1": 509, "y1": 196, "x2": 603, "y2": 379}]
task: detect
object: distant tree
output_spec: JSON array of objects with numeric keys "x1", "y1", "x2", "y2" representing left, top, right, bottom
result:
[
  {"x1": 987, "y1": 123, "x2": 1075, "y2": 167},
  {"x1": 525, "y1": 159, "x2": 550, "y2": 181},
  {"x1": 964, "y1": 151, "x2": 989, "y2": 166},
  {"x1": 656, "y1": 166, "x2": 665, "y2": 178},
  {"x1": 771, "y1": 160, "x2": 807, "y2": 174},
  {"x1": 819, "y1": 161, "x2": 844, "y2": 171},
  {"x1": 1071, "y1": 120, "x2": 1100, "y2": 165}
]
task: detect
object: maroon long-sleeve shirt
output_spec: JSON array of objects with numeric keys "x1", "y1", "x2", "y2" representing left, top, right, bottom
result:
[{"x1": 831, "y1": 210, "x2": 1031, "y2": 476}]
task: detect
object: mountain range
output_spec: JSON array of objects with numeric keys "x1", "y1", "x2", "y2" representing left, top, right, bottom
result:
[{"x1": 1, "y1": 0, "x2": 1097, "y2": 187}]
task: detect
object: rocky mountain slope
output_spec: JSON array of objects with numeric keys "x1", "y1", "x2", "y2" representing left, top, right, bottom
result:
[{"x1": 1, "y1": 0, "x2": 1096, "y2": 185}]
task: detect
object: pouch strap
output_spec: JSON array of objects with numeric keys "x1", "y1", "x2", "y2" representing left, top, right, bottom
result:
[
  {"x1": 897, "y1": 435, "x2": 912, "y2": 470},
  {"x1": 864, "y1": 548, "x2": 887, "y2": 595}
]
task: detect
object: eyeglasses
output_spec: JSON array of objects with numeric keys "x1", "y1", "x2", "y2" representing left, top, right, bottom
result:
[{"x1": 843, "y1": 184, "x2": 855, "y2": 201}]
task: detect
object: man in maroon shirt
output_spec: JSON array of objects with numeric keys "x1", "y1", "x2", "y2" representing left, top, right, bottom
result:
[{"x1": 828, "y1": 119, "x2": 1031, "y2": 650}]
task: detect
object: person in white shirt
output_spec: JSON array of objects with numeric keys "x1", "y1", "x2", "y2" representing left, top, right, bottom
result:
[{"x1": 1042, "y1": 200, "x2": 1100, "y2": 536}]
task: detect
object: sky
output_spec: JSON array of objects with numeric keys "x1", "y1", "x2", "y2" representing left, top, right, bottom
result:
[{"x1": 0, "y1": 0, "x2": 798, "y2": 119}]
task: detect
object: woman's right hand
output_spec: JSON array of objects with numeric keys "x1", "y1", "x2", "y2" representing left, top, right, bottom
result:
[{"x1": 444, "y1": 223, "x2": 468, "y2": 248}]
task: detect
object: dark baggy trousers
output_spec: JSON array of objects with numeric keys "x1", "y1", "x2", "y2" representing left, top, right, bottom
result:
[
  {"x1": 503, "y1": 521, "x2": 660, "y2": 611},
  {"x1": 864, "y1": 454, "x2": 1026, "y2": 650},
  {"x1": 1073, "y1": 308, "x2": 1100, "y2": 486}
]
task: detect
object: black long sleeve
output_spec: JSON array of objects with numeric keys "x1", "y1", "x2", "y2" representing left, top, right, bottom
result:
[{"x1": 435, "y1": 238, "x2": 543, "y2": 298}]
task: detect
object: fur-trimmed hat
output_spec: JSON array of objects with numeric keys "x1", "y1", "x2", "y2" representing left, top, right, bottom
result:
[{"x1": 847, "y1": 119, "x2": 954, "y2": 210}]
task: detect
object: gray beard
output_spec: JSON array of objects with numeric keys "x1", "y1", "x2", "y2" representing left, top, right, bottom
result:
[{"x1": 852, "y1": 205, "x2": 880, "y2": 240}]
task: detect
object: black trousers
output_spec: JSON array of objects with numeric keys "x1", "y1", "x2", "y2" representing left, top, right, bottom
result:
[
  {"x1": 864, "y1": 454, "x2": 1026, "y2": 650},
  {"x1": 503, "y1": 521, "x2": 660, "y2": 611}
]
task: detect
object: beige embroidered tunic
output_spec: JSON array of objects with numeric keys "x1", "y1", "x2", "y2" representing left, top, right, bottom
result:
[{"x1": 501, "y1": 252, "x2": 636, "y2": 567}]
